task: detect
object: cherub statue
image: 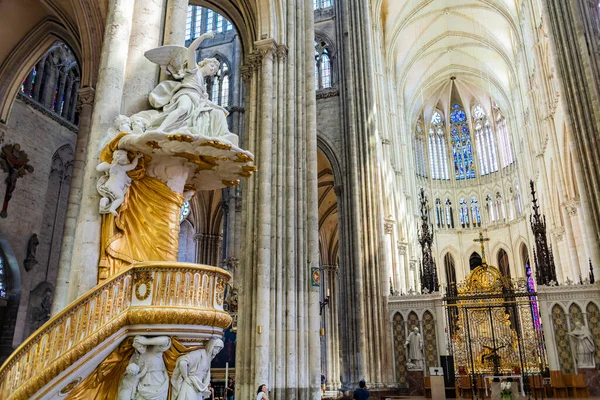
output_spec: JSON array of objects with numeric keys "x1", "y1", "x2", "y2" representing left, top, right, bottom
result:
[
  {"x1": 96, "y1": 150, "x2": 142, "y2": 216},
  {"x1": 117, "y1": 362, "x2": 146, "y2": 400},
  {"x1": 142, "y1": 31, "x2": 236, "y2": 142}
]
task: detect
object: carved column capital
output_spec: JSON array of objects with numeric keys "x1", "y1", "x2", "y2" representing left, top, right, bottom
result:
[
  {"x1": 397, "y1": 242, "x2": 408, "y2": 255},
  {"x1": 254, "y1": 38, "x2": 278, "y2": 62},
  {"x1": 384, "y1": 216, "x2": 396, "y2": 235},
  {"x1": 276, "y1": 44, "x2": 289, "y2": 61},
  {"x1": 76, "y1": 86, "x2": 95, "y2": 112}
]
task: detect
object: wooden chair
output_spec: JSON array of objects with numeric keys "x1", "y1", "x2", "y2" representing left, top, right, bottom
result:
[
  {"x1": 476, "y1": 375, "x2": 489, "y2": 399},
  {"x1": 550, "y1": 370, "x2": 568, "y2": 398},
  {"x1": 573, "y1": 374, "x2": 590, "y2": 398},
  {"x1": 529, "y1": 375, "x2": 545, "y2": 398},
  {"x1": 424, "y1": 376, "x2": 432, "y2": 399},
  {"x1": 457, "y1": 376, "x2": 473, "y2": 399}
]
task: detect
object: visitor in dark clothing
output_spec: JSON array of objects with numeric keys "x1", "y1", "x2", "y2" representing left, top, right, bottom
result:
[{"x1": 353, "y1": 380, "x2": 369, "y2": 400}]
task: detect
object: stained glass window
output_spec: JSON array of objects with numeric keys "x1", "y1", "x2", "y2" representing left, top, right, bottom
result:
[
  {"x1": 314, "y1": 0, "x2": 333, "y2": 9},
  {"x1": 180, "y1": 201, "x2": 191, "y2": 222},
  {"x1": 435, "y1": 198, "x2": 443, "y2": 227},
  {"x1": 470, "y1": 197, "x2": 481, "y2": 227},
  {"x1": 217, "y1": 14, "x2": 224, "y2": 32},
  {"x1": 206, "y1": 59, "x2": 230, "y2": 107},
  {"x1": 445, "y1": 199, "x2": 454, "y2": 228},
  {"x1": 315, "y1": 41, "x2": 333, "y2": 90},
  {"x1": 206, "y1": 10, "x2": 214, "y2": 32},
  {"x1": 495, "y1": 107, "x2": 514, "y2": 168},
  {"x1": 185, "y1": 5, "x2": 193, "y2": 40},
  {"x1": 450, "y1": 104, "x2": 475, "y2": 180},
  {"x1": 0, "y1": 248, "x2": 7, "y2": 300},
  {"x1": 429, "y1": 110, "x2": 449, "y2": 180},
  {"x1": 20, "y1": 43, "x2": 80, "y2": 124},
  {"x1": 459, "y1": 198, "x2": 469, "y2": 227},
  {"x1": 472, "y1": 104, "x2": 498, "y2": 175},
  {"x1": 487, "y1": 194, "x2": 495, "y2": 222}
]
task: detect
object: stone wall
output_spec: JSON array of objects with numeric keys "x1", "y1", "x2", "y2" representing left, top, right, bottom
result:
[{"x1": 0, "y1": 98, "x2": 75, "y2": 361}]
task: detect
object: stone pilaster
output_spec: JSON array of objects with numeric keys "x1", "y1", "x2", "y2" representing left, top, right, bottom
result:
[
  {"x1": 121, "y1": 0, "x2": 165, "y2": 115},
  {"x1": 194, "y1": 233, "x2": 223, "y2": 267},
  {"x1": 67, "y1": 0, "x2": 135, "y2": 301},
  {"x1": 52, "y1": 86, "x2": 95, "y2": 314}
]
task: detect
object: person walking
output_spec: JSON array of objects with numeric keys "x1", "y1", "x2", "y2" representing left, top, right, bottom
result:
[
  {"x1": 321, "y1": 371, "x2": 326, "y2": 395},
  {"x1": 226, "y1": 377, "x2": 235, "y2": 400},
  {"x1": 256, "y1": 383, "x2": 268, "y2": 400},
  {"x1": 353, "y1": 380, "x2": 369, "y2": 400}
]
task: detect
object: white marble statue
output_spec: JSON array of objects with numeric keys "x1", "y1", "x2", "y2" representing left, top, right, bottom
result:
[
  {"x1": 405, "y1": 327, "x2": 424, "y2": 370},
  {"x1": 118, "y1": 335, "x2": 171, "y2": 400},
  {"x1": 118, "y1": 362, "x2": 146, "y2": 400},
  {"x1": 96, "y1": 150, "x2": 143, "y2": 216},
  {"x1": 130, "y1": 31, "x2": 236, "y2": 142},
  {"x1": 171, "y1": 338, "x2": 224, "y2": 400},
  {"x1": 568, "y1": 321, "x2": 596, "y2": 368}
]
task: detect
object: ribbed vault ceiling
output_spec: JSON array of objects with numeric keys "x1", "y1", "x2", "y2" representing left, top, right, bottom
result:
[{"x1": 379, "y1": 0, "x2": 520, "y2": 121}]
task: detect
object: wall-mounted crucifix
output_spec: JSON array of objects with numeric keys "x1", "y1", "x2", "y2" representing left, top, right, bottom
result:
[{"x1": 0, "y1": 144, "x2": 34, "y2": 218}]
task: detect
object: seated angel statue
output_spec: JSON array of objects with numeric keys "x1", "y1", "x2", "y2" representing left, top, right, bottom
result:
[{"x1": 143, "y1": 31, "x2": 236, "y2": 142}]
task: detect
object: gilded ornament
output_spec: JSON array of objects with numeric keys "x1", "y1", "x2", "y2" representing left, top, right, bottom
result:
[
  {"x1": 216, "y1": 278, "x2": 225, "y2": 306},
  {"x1": 134, "y1": 271, "x2": 153, "y2": 300},
  {"x1": 222, "y1": 179, "x2": 240, "y2": 187},
  {"x1": 200, "y1": 140, "x2": 232, "y2": 150},
  {"x1": 234, "y1": 152, "x2": 254, "y2": 163},
  {"x1": 167, "y1": 134, "x2": 194, "y2": 143},
  {"x1": 59, "y1": 378, "x2": 81, "y2": 394},
  {"x1": 174, "y1": 152, "x2": 218, "y2": 171},
  {"x1": 145, "y1": 140, "x2": 161, "y2": 149}
]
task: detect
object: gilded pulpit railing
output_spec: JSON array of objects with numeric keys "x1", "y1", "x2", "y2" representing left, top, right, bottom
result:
[{"x1": 0, "y1": 262, "x2": 231, "y2": 400}]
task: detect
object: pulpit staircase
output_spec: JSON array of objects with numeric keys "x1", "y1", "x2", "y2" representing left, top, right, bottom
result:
[{"x1": 0, "y1": 261, "x2": 231, "y2": 400}]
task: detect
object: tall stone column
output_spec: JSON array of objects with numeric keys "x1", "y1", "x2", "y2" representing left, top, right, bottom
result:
[
  {"x1": 52, "y1": 86, "x2": 95, "y2": 314},
  {"x1": 323, "y1": 265, "x2": 340, "y2": 391},
  {"x1": 335, "y1": 0, "x2": 393, "y2": 387},
  {"x1": 162, "y1": 0, "x2": 187, "y2": 46},
  {"x1": 397, "y1": 242, "x2": 408, "y2": 293},
  {"x1": 195, "y1": 233, "x2": 223, "y2": 266},
  {"x1": 543, "y1": 1, "x2": 600, "y2": 279},
  {"x1": 121, "y1": 0, "x2": 165, "y2": 115},
  {"x1": 67, "y1": 0, "x2": 135, "y2": 301}
]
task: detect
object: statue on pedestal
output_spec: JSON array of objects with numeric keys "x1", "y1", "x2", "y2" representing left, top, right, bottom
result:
[
  {"x1": 118, "y1": 335, "x2": 171, "y2": 400},
  {"x1": 568, "y1": 321, "x2": 596, "y2": 368},
  {"x1": 94, "y1": 31, "x2": 255, "y2": 280},
  {"x1": 171, "y1": 338, "x2": 224, "y2": 400},
  {"x1": 405, "y1": 327, "x2": 424, "y2": 370}
]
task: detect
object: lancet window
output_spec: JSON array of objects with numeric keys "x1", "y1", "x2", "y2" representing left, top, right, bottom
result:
[
  {"x1": 496, "y1": 192, "x2": 506, "y2": 221},
  {"x1": 486, "y1": 194, "x2": 495, "y2": 222},
  {"x1": 450, "y1": 104, "x2": 475, "y2": 180},
  {"x1": 429, "y1": 110, "x2": 449, "y2": 180},
  {"x1": 435, "y1": 198, "x2": 443, "y2": 227},
  {"x1": 180, "y1": 201, "x2": 191, "y2": 222},
  {"x1": 445, "y1": 199, "x2": 454, "y2": 228},
  {"x1": 472, "y1": 104, "x2": 498, "y2": 175},
  {"x1": 206, "y1": 58, "x2": 230, "y2": 107},
  {"x1": 470, "y1": 197, "x2": 481, "y2": 227},
  {"x1": 315, "y1": 40, "x2": 332, "y2": 90},
  {"x1": 414, "y1": 117, "x2": 427, "y2": 178},
  {"x1": 20, "y1": 42, "x2": 80, "y2": 124},
  {"x1": 185, "y1": 6, "x2": 233, "y2": 41},
  {"x1": 459, "y1": 198, "x2": 470, "y2": 227},
  {"x1": 494, "y1": 106, "x2": 514, "y2": 168}
]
